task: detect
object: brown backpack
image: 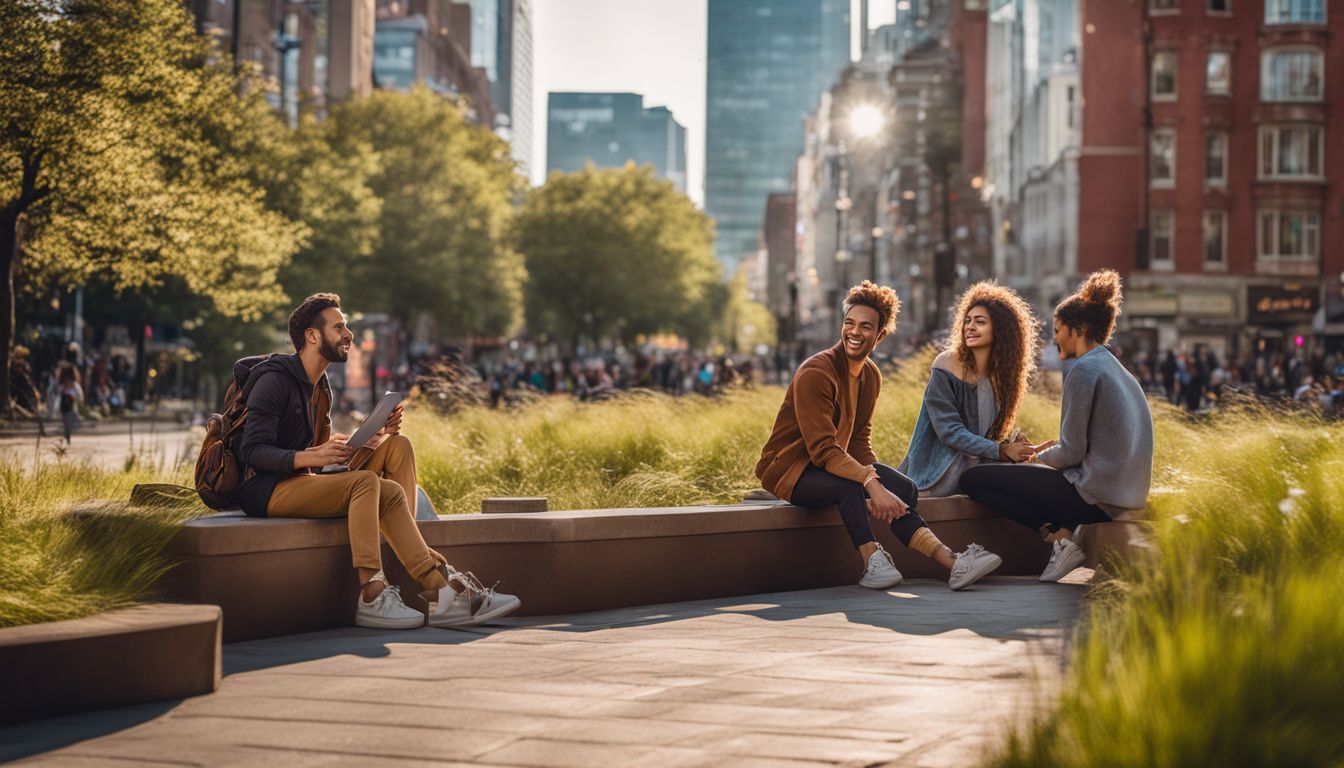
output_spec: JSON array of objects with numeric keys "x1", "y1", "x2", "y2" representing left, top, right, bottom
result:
[{"x1": 194, "y1": 356, "x2": 272, "y2": 510}]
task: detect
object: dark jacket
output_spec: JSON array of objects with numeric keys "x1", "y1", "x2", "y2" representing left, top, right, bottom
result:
[
  {"x1": 755, "y1": 343, "x2": 880, "y2": 501},
  {"x1": 233, "y1": 354, "x2": 332, "y2": 517}
]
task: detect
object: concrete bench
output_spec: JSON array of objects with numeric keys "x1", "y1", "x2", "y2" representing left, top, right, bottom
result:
[
  {"x1": 162, "y1": 496, "x2": 1089, "y2": 642},
  {"x1": 0, "y1": 604, "x2": 221, "y2": 725}
]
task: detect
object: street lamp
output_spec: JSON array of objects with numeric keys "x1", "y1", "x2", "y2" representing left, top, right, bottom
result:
[{"x1": 870, "y1": 227, "x2": 883, "y2": 282}]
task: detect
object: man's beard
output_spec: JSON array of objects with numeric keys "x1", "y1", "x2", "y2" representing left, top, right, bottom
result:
[{"x1": 319, "y1": 337, "x2": 348, "y2": 363}]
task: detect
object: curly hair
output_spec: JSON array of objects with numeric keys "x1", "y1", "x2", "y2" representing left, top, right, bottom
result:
[
  {"x1": 843, "y1": 281, "x2": 900, "y2": 336},
  {"x1": 945, "y1": 282, "x2": 1039, "y2": 442},
  {"x1": 288, "y1": 292, "x2": 342, "y2": 352},
  {"x1": 1055, "y1": 270, "x2": 1123, "y2": 345}
]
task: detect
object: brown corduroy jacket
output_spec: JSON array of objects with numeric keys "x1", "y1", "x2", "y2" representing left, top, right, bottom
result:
[{"x1": 755, "y1": 343, "x2": 881, "y2": 501}]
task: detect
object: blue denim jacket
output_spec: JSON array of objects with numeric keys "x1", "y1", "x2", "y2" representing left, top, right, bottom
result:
[{"x1": 897, "y1": 364, "x2": 1002, "y2": 491}]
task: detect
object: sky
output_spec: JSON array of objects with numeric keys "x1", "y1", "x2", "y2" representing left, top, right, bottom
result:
[{"x1": 530, "y1": 0, "x2": 896, "y2": 205}]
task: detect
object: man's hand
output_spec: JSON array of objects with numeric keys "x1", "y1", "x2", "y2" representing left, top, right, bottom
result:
[
  {"x1": 999, "y1": 441, "x2": 1034, "y2": 463},
  {"x1": 1031, "y1": 438, "x2": 1058, "y2": 454},
  {"x1": 864, "y1": 478, "x2": 909, "y2": 522},
  {"x1": 380, "y1": 402, "x2": 404, "y2": 436},
  {"x1": 298, "y1": 434, "x2": 354, "y2": 468}
]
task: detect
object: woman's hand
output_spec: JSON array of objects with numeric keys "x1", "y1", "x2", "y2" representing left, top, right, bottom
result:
[{"x1": 999, "y1": 441, "x2": 1034, "y2": 463}]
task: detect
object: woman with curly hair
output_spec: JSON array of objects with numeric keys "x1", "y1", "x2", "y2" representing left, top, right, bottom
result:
[
  {"x1": 960, "y1": 270, "x2": 1154, "y2": 583},
  {"x1": 898, "y1": 281, "x2": 1039, "y2": 497}
]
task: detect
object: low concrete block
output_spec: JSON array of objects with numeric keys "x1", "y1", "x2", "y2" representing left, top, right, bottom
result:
[
  {"x1": 481, "y1": 497, "x2": 548, "y2": 514},
  {"x1": 0, "y1": 604, "x2": 221, "y2": 725},
  {"x1": 163, "y1": 498, "x2": 1071, "y2": 641}
]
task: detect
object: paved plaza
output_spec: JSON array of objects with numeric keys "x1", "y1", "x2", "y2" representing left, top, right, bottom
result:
[{"x1": 3, "y1": 576, "x2": 1087, "y2": 767}]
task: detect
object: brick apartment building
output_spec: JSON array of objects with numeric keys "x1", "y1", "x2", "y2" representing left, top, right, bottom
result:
[{"x1": 1078, "y1": 0, "x2": 1343, "y2": 360}]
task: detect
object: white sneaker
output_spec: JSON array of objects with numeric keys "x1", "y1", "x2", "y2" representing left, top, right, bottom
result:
[
  {"x1": 859, "y1": 544, "x2": 903, "y2": 589},
  {"x1": 1039, "y1": 538, "x2": 1087, "y2": 582},
  {"x1": 427, "y1": 570, "x2": 521, "y2": 628},
  {"x1": 949, "y1": 543, "x2": 1002, "y2": 590},
  {"x1": 354, "y1": 572, "x2": 425, "y2": 629}
]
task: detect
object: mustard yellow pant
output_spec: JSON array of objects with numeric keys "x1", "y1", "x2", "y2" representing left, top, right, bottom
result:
[{"x1": 268, "y1": 435, "x2": 448, "y2": 590}]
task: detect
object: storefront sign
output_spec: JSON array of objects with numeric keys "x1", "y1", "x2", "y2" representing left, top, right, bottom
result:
[
  {"x1": 1126, "y1": 291, "x2": 1179, "y2": 317},
  {"x1": 1178, "y1": 292, "x2": 1237, "y2": 318},
  {"x1": 1248, "y1": 284, "x2": 1317, "y2": 323}
]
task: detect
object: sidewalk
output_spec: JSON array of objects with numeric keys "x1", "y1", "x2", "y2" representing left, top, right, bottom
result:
[{"x1": 3, "y1": 576, "x2": 1087, "y2": 767}]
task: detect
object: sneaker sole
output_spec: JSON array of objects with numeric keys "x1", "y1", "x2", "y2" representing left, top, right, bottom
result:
[
  {"x1": 950, "y1": 554, "x2": 1002, "y2": 591},
  {"x1": 355, "y1": 613, "x2": 426, "y2": 629},
  {"x1": 427, "y1": 597, "x2": 522, "y2": 628},
  {"x1": 859, "y1": 572, "x2": 903, "y2": 589},
  {"x1": 1039, "y1": 549, "x2": 1087, "y2": 582}
]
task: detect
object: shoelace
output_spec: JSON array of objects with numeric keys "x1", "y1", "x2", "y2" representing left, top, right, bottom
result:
[
  {"x1": 451, "y1": 570, "x2": 501, "y2": 601},
  {"x1": 963, "y1": 543, "x2": 985, "y2": 558},
  {"x1": 376, "y1": 585, "x2": 404, "y2": 607}
]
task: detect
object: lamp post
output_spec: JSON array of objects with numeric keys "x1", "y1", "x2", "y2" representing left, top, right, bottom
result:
[
  {"x1": 870, "y1": 226, "x2": 883, "y2": 282},
  {"x1": 835, "y1": 102, "x2": 886, "y2": 300}
]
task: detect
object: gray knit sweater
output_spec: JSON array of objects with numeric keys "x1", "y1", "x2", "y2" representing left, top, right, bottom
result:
[{"x1": 1037, "y1": 346, "x2": 1154, "y2": 517}]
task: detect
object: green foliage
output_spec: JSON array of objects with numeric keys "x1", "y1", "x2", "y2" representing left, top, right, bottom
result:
[
  {"x1": 315, "y1": 87, "x2": 525, "y2": 337},
  {"x1": 2, "y1": 0, "x2": 301, "y2": 319},
  {"x1": 990, "y1": 405, "x2": 1344, "y2": 768},
  {"x1": 512, "y1": 164, "x2": 721, "y2": 347},
  {"x1": 717, "y1": 271, "x2": 778, "y2": 354}
]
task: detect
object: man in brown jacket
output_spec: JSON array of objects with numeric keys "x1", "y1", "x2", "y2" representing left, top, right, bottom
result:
[{"x1": 756, "y1": 282, "x2": 1002, "y2": 590}]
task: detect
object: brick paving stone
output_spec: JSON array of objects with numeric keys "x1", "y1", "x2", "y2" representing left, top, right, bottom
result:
[{"x1": 1, "y1": 579, "x2": 1082, "y2": 767}]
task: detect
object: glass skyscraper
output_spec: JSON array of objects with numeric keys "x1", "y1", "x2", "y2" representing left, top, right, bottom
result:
[
  {"x1": 547, "y1": 93, "x2": 688, "y2": 193},
  {"x1": 705, "y1": 0, "x2": 851, "y2": 272},
  {"x1": 470, "y1": 0, "x2": 533, "y2": 177}
]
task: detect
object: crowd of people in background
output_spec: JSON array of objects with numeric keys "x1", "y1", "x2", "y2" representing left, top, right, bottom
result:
[
  {"x1": 1117, "y1": 345, "x2": 1343, "y2": 417},
  {"x1": 6, "y1": 342, "x2": 139, "y2": 442},
  {"x1": 477, "y1": 351, "x2": 764, "y2": 406}
]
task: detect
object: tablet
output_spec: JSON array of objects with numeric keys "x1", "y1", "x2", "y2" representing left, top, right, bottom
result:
[{"x1": 319, "y1": 391, "x2": 404, "y2": 473}]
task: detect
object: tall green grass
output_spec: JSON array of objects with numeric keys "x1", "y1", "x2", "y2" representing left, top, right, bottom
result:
[
  {"x1": 0, "y1": 462, "x2": 195, "y2": 628},
  {"x1": 991, "y1": 406, "x2": 1344, "y2": 767}
]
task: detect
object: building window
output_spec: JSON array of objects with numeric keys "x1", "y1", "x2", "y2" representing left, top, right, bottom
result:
[
  {"x1": 1259, "y1": 125, "x2": 1324, "y2": 178},
  {"x1": 1208, "y1": 0, "x2": 1231, "y2": 11},
  {"x1": 1206, "y1": 131, "x2": 1228, "y2": 185},
  {"x1": 1258, "y1": 209, "x2": 1320, "y2": 261},
  {"x1": 1206, "y1": 51, "x2": 1231, "y2": 94},
  {"x1": 1151, "y1": 211, "x2": 1175, "y2": 268},
  {"x1": 1151, "y1": 0, "x2": 1180, "y2": 12},
  {"x1": 1265, "y1": 0, "x2": 1326, "y2": 23},
  {"x1": 1152, "y1": 52, "x2": 1178, "y2": 99},
  {"x1": 1261, "y1": 49, "x2": 1324, "y2": 101},
  {"x1": 1203, "y1": 210, "x2": 1227, "y2": 267},
  {"x1": 1152, "y1": 130, "x2": 1176, "y2": 187}
]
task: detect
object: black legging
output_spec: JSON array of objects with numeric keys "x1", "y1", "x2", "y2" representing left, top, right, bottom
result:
[
  {"x1": 959, "y1": 463, "x2": 1111, "y2": 535},
  {"x1": 789, "y1": 462, "x2": 928, "y2": 548}
]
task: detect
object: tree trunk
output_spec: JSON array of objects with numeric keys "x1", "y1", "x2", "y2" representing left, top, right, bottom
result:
[{"x1": 0, "y1": 208, "x2": 17, "y2": 416}]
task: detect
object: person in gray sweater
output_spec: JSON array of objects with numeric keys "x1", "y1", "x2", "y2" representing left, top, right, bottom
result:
[{"x1": 960, "y1": 270, "x2": 1154, "y2": 582}]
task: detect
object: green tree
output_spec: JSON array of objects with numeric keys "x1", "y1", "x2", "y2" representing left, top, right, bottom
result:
[
  {"x1": 319, "y1": 87, "x2": 524, "y2": 339},
  {"x1": 717, "y1": 272, "x2": 778, "y2": 354},
  {"x1": 513, "y1": 164, "x2": 720, "y2": 348},
  {"x1": 0, "y1": 0, "x2": 302, "y2": 409}
]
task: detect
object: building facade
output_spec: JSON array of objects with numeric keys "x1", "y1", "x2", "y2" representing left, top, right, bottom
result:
[
  {"x1": 469, "y1": 0, "x2": 534, "y2": 176},
  {"x1": 546, "y1": 93, "x2": 688, "y2": 192},
  {"x1": 705, "y1": 0, "x2": 852, "y2": 273},
  {"x1": 989, "y1": 0, "x2": 1343, "y2": 362},
  {"x1": 374, "y1": 1, "x2": 494, "y2": 126},
  {"x1": 188, "y1": 0, "x2": 377, "y2": 121}
]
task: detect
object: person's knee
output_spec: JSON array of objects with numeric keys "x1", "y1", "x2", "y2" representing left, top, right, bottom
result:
[
  {"x1": 377, "y1": 479, "x2": 407, "y2": 510},
  {"x1": 385, "y1": 433, "x2": 414, "y2": 458},
  {"x1": 959, "y1": 466, "x2": 988, "y2": 494},
  {"x1": 350, "y1": 470, "x2": 380, "y2": 494}
]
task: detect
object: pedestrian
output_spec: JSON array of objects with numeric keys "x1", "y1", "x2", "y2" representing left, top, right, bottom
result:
[{"x1": 56, "y1": 363, "x2": 83, "y2": 444}]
